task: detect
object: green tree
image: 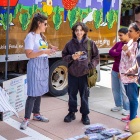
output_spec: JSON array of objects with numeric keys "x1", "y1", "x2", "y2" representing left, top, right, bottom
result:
[{"x1": 121, "y1": 0, "x2": 139, "y2": 12}]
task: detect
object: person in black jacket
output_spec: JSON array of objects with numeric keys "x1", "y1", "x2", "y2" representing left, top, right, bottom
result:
[{"x1": 62, "y1": 22, "x2": 99, "y2": 125}]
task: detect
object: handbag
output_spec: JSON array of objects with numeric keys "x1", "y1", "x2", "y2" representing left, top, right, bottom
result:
[{"x1": 87, "y1": 39, "x2": 97, "y2": 88}]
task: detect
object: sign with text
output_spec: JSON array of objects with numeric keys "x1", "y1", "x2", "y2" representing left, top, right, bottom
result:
[{"x1": 2, "y1": 75, "x2": 27, "y2": 120}]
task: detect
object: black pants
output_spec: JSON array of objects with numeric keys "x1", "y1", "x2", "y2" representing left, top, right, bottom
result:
[
  {"x1": 24, "y1": 96, "x2": 41, "y2": 119},
  {"x1": 68, "y1": 74, "x2": 90, "y2": 115}
]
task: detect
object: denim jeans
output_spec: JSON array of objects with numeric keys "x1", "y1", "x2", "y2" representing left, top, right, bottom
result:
[
  {"x1": 68, "y1": 74, "x2": 90, "y2": 115},
  {"x1": 111, "y1": 70, "x2": 129, "y2": 110},
  {"x1": 24, "y1": 96, "x2": 41, "y2": 119},
  {"x1": 124, "y1": 83, "x2": 139, "y2": 120}
]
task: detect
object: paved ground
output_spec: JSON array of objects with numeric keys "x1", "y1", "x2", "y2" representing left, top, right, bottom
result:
[{"x1": 0, "y1": 69, "x2": 139, "y2": 140}]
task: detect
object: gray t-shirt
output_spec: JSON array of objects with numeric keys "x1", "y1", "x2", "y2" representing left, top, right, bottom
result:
[{"x1": 24, "y1": 32, "x2": 48, "y2": 57}]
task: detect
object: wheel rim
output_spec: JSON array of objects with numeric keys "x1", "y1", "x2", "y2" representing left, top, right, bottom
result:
[{"x1": 51, "y1": 65, "x2": 68, "y2": 90}]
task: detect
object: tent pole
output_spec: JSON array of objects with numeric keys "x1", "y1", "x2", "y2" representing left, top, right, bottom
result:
[{"x1": 5, "y1": 0, "x2": 10, "y2": 80}]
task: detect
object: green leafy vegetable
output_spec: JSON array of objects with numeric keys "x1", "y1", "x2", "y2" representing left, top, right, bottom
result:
[
  {"x1": 68, "y1": 7, "x2": 79, "y2": 28},
  {"x1": 93, "y1": 9, "x2": 102, "y2": 29},
  {"x1": 106, "y1": 10, "x2": 116, "y2": 29},
  {"x1": 19, "y1": 13, "x2": 30, "y2": 30},
  {"x1": 0, "y1": 13, "x2": 13, "y2": 30},
  {"x1": 53, "y1": 6, "x2": 62, "y2": 30}
]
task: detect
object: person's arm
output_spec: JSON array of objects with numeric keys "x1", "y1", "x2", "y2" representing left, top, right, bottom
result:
[
  {"x1": 24, "y1": 34, "x2": 54, "y2": 58},
  {"x1": 62, "y1": 43, "x2": 80, "y2": 63},
  {"x1": 122, "y1": 44, "x2": 131, "y2": 57},
  {"x1": 126, "y1": 62, "x2": 138, "y2": 74},
  {"x1": 123, "y1": 43, "x2": 137, "y2": 60},
  {"x1": 49, "y1": 43, "x2": 59, "y2": 51},
  {"x1": 90, "y1": 41, "x2": 100, "y2": 68},
  {"x1": 62, "y1": 43, "x2": 74, "y2": 63},
  {"x1": 25, "y1": 49, "x2": 52, "y2": 58},
  {"x1": 109, "y1": 42, "x2": 122, "y2": 57}
]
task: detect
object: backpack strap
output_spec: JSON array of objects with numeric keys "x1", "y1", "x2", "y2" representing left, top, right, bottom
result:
[{"x1": 87, "y1": 39, "x2": 91, "y2": 64}]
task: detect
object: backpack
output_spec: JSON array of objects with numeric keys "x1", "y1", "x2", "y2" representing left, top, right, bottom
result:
[{"x1": 87, "y1": 39, "x2": 97, "y2": 88}]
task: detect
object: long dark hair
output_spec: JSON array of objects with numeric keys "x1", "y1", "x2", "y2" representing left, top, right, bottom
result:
[
  {"x1": 129, "y1": 22, "x2": 140, "y2": 32},
  {"x1": 72, "y1": 22, "x2": 88, "y2": 39},
  {"x1": 29, "y1": 13, "x2": 48, "y2": 41}
]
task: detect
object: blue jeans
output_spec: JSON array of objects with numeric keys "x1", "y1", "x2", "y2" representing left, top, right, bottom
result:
[
  {"x1": 111, "y1": 70, "x2": 129, "y2": 110},
  {"x1": 124, "y1": 83, "x2": 139, "y2": 120}
]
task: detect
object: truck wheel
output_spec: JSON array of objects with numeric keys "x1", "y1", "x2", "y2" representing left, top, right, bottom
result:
[{"x1": 49, "y1": 60, "x2": 68, "y2": 96}]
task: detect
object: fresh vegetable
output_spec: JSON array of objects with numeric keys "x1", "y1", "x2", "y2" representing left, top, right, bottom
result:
[
  {"x1": 93, "y1": 9, "x2": 102, "y2": 29},
  {"x1": 19, "y1": 13, "x2": 30, "y2": 30},
  {"x1": 53, "y1": 6, "x2": 62, "y2": 30},
  {"x1": 106, "y1": 9, "x2": 116, "y2": 29},
  {"x1": 67, "y1": 7, "x2": 79, "y2": 28},
  {"x1": 0, "y1": 13, "x2": 13, "y2": 30}
]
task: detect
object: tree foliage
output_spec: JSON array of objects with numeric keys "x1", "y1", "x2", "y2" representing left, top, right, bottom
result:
[{"x1": 121, "y1": 0, "x2": 140, "y2": 12}]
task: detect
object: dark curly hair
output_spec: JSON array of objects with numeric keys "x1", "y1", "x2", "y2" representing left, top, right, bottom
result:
[{"x1": 72, "y1": 22, "x2": 88, "y2": 38}]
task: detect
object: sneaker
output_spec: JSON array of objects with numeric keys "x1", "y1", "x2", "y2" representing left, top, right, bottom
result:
[
  {"x1": 20, "y1": 120, "x2": 29, "y2": 130},
  {"x1": 111, "y1": 106, "x2": 122, "y2": 112},
  {"x1": 81, "y1": 115, "x2": 90, "y2": 125},
  {"x1": 121, "y1": 115, "x2": 130, "y2": 123},
  {"x1": 64, "y1": 112, "x2": 76, "y2": 122},
  {"x1": 124, "y1": 122, "x2": 130, "y2": 132},
  {"x1": 122, "y1": 109, "x2": 130, "y2": 116},
  {"x1": 33, "y1": 115, "x2": 49, "y2": 122},
  {"x1": 121, "y1": 115, "x2": 137, "y2": 123}
]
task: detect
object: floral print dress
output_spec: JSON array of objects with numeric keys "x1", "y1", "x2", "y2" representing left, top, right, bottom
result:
[{"x1": 119, "y1": 39, "x2": 138, "y2": 84}]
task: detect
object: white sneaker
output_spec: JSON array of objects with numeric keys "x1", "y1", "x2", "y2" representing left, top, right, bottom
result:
[
  {"x1": 111, "y1": 106, "x2": 122, "y2": 112},
  {"x1": 122, "y1": 109, "x2": 130, "y2": 116},
  {"x1": 20, "y1": 120, "x2": 29, "y2": 130}
]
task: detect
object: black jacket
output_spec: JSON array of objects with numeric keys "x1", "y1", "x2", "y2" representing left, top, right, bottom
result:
[{"x1": 62, "y1": 37, "x2": 99, "y2": 77}]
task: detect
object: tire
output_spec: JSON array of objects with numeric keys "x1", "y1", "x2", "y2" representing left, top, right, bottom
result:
[{"x1": 49, "y1": 60, "x2": 68, "y2": 96}]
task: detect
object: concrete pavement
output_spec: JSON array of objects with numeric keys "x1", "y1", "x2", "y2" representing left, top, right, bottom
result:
[{"x1": 0, "y1": 69, "x2": 138, "y2": 140}]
